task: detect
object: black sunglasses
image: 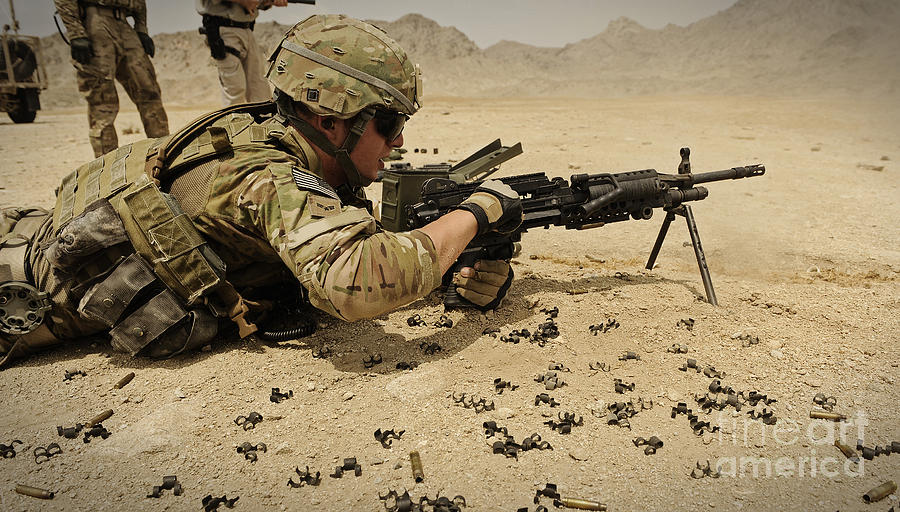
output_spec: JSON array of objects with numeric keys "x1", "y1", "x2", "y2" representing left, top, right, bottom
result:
[{"x1": 371, "y1": 108, "x2": 408, "y2": 142}]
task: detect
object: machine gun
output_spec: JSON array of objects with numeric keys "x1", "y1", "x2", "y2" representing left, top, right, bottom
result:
[{"x1": 401, "y1": 144, "x2": 765, "y2": 307}]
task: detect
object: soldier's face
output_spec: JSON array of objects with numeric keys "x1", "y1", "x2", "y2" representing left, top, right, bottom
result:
[{"x1": 349, "y1": 118, "x2": 404, "y2": 183}]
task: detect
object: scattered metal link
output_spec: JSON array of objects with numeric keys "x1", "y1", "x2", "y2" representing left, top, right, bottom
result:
[
  {"x1": 493, "y1": 378, "x2": 518, "y2": 394},
  {"x1": 690, "y1": 460, "x2": 721, "y2": 479},
  {"x1": 667, "y1": 344, "x2": 689, "y2": 354},
  {"x1": 433, "y1": 314, "x2": 453, "y2": 328},
  {"x1": 236, "y1": 442, "x2": 267, "y2": 462},
  {"x1": 270, "y1": 387, "x2": 293, "y2": 403},
  {"x1": 419, "y1": 342, "x2": 443, "y2": 355},
  {"x1": 735, "y1": 333, "x2": 760, "y2": 347},
  {"x1": 708, "y1": 379, "x2": 736, "y2": 396},
  {"x1": 82, "y1": 424, "x2": 111, "y2": 443},
  {"x1": 379, "y1": 489, "x2": 467, "y2": 512},
  {"x1": 544, "y1": 412, "x2": 583, "y2": 434},
  {"x1": 613, "y1": 378, "x2": 635, "y2": 394},
  {"x1": 485, "y1": 421, "x2": 551, "y2": 459},
  {"x1": 482, "y1": 327, "x2": 500, "y2": 337},
  {"x1": 676, "y1": 318, "x2": 695, "y2": 331},
  {"x1": 548, "y1": 362, "x2": 570, "y2": 372},
  {"x1": 500, "y1": 334, "x2": 521, "y2": 344},
  {"x1": 618, "y1": 351, "x2": 640, "y2": 361},
  {"x1": 202, "y1": 494, "x2": 239, "y2": 511},
  {"x1": 855, "y1": 439, "x2": 898, "y2": 461},
  {"x1": 633, "y1": 436, "x2": 664, "y2": 454},
  {"x1": 407, "y1": 314, "x2": 427, "y2": 327},
  {"x1": 396, "y1": 361, "x2": 419, "y2": 370},
  {"x1": 451, "y1": 392, "x2": 495, "y2": 413},
  {"x1": 679, "y1": 358, "x2": 701, "y2": 372},
  {"x1": 588, "y1": 361, "x2": 611, "y2": 372},
  {"x1": 589, "y1": 318, "x2": 619, "y2": 335},
  {"x1": 311, "y1": 346, "x2": 332, "y2": 359},
  {"x1": 812, "y1": 393, "x2": 837, "y2": 411},
  {"x1": 688, "y1": 413, "x2": 721, "y2": 435},
  {"x1": 33, "y1": 443, "x2": 62, "y2": 464},
  {"x1": 483, "y1": 421, "x2": 508, "y2": 438},
  {"x1": 147, "y1": 475, "x2": 183, "y2": 498},
  {"x1": 535, "y1": 371, "x2": 566, "y2": 390},
  {"x1": 234, "y1": 412, "x2": 263, "y2": 430},
  {"x1": 288, "y1": 466, "x2": 321, "y2": 487},
  {"x1": 63, "y1": 370, "x2": 86, "y2": 381},
  {"x1": 742, "y1": 391, "x2": 776, "y2": 406},
  {"x1": 364, "y1": 353, "x2": 384, "y2": 368},
  {"x1": 540, "y1": 306, "x2": 559, "y2": 318},
  {"x1": 702, "y1": 366, "x2": 725, "y2": 379},
  {"x1": 57, "y1": 423, "x2": 84, "y2": 439},
  {"x1": 534, "y1": 393, "x2": 560, "y2": 407},
  {"x1": 330, "y1": 457, "x2": 362, "y2": 478},
  {"x1": 672, "y1": 402, "x2": 692, "y2": 418},
  {"x1": 374, "y1": 428, "x2": 405, "y2": 448},
  {"x1": 0, "y1": 439, "x2": 23, "y2": 458}
]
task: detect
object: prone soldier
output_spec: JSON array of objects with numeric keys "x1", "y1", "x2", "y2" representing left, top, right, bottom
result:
[
  {"x1": 0, "y1": 15, "x2": 520, "y2": 367},
  {"x1": 54, "y1": 0, "x2": 170, "y2": 157}
]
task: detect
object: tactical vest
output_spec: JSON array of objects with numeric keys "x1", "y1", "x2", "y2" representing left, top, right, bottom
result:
[{"x1": 47, "y1": 101, "x2": 288, "y2": 358}]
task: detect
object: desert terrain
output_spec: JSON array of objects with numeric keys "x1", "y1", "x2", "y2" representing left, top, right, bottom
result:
[{"x1": 1, "y1": 0, "x2": 899, "y2": 511}]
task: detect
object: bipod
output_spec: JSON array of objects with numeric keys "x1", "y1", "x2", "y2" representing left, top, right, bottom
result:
[{"x1": 645, "y1": 148, "x2": 718, "y2": 306}]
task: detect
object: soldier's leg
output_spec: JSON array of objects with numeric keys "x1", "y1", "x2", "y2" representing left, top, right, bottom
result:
[
  {"x1": 116, "y1": 25, "x2": 169, "y2": 138},
  {"x1": 243, "y1": 29, "x2": 272, "y2": 103},
  {"x1": 75, "y1": 13, "x2": 120, "y2": 157},
  {"x1": 216, "y1": 27, "x2": 249, "y2": 106}
]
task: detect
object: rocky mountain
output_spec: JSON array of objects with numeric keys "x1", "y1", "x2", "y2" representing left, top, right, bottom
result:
[{"x1": 33, "y1": 0, "x2": 900, "y2": 108}]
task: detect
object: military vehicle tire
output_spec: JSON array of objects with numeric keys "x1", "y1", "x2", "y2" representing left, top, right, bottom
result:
[{"x1": 7, "y1": 105, "x2": 36, "y2": 123}]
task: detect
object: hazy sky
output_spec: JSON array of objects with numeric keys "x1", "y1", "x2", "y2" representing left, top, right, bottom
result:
[{"x1": 2, "y1": 0, "x2": 738, "y2": 48}]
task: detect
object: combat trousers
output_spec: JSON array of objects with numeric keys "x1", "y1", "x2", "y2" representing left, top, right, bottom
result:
[
  {"x1": 215, "y1": 27, "x2": 271, "y2": 106},
  {"x1": 74, "y1": 6, "x2": 169, "y2": 157}
]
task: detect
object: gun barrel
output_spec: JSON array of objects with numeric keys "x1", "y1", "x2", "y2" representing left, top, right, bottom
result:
[
  {"x1": 691, "y1": 164, "x2": 765, "y2": 185},
  {"x1": 288, "y1": 0, "x2": 316, "y2": 4}
]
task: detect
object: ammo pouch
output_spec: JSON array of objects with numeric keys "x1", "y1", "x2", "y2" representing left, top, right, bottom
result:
[{"x1": 200, "y1": 15, "x2": 247, "y2": 60}]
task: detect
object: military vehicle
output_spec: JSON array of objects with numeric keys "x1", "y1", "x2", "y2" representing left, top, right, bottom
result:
[{"x1": 0, "y1": 0, "x2": 47, "y2": 123}]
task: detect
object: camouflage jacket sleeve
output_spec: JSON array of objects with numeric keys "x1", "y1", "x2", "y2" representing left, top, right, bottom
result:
[
  {"x1": 131, "y1": 0, "x2": 148, "y2": 34},
  {"x1": 53, "y1": 0, "x2": 88, "y2": 40},
  {"x1": 241, "y1": 163, "x2": 443, "y2": 322}
]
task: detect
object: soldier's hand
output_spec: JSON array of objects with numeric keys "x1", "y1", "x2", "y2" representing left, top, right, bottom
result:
[
  {"x1": 455, "y1": 180, "x2": 523, "y2": 235},
  {"x1": 70, "y1": 37, "x2": 93, "y2": 65},
  {"x1": 137, "y1": 32, "x2": 155, "y2": 58},
  {"x1": 453, "y1": 260, "x2": 513, "y2": 311}
]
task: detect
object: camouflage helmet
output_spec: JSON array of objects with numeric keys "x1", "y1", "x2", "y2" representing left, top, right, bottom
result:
[{"x1": 266, "y1": 14, "x2": 422, "y2": 119}]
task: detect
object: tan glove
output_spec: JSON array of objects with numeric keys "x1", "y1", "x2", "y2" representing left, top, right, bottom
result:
[{"x1": 453, "y1": 259, "x2": 513, "y2": 311}]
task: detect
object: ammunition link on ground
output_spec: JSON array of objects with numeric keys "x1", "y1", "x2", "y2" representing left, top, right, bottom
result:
[
  {"x1": 419, "y1": 342, "x2": 442, "y2": 355},
  {"x1": 535, "y1": 371, "x2": 566, "y2": 390},
  {"x1": 82, "y1": 424, "x2": 110, "y2": 443},
  {"x1": 433, "y1": 314, "x2": 453, "y2": 328},
  {"x1": 613, "y1": 378, "x2": 635, "y2": 394},
  {"x1": 548, "y1": 362, "x2": 570, "y2": 372},
  {"x1": 57, "y1": 423, "x2": 84, "y2": 439},
  {"x1": 540, "y1": 306, "x2": 559, "y2": 318},
  {"x1": 374, "y1": 428, "x2": 405, "y2": 448},
  {"x1": 690, "y1": 460, "x2": 721, "y2": 479},
  {"x1": 202, "y1": 494, "x2": 239, "y2": 511},
  {"x1": 288, "y1": 466, "x2": 321, "y2": 487},
  {"x1": 452, "y1": 392, "x2": 495, "y2": 413},
  {"x1": 396, "y1": 361, "x2": 419, "y2": 370},
  {"x1": 734, "y1": 333, "x2": 759, "y2": 347},
  {"x1": 1, "y1": 439, "x2": 23, "y2": 458},
  {"x1": 676, "y1": 318, "x2": 695, "y2": 331},
  {"x1": 667, "y1": 344, "x2": 689, "y2": 354},
  {"x1": 482, "y1": 327, "x2": 500, "y2": 337},
  {"x1": 364, "y1": 353, "x2": 384, "y2": 368},
  {"x1": 599, "y1": 398, "x2": 652, "y2": 429},
  {"x1": 311, "y1": 346, "x2": 332, "y2": 359},
  {"x1": 856, "y1": 438, "x2": 899, "y2": 460},
  {"x1": 63, "y1": 370, "x2": 86, "y2": 381},
  {"x1": 589, "y1": 318, "x2": 619, "y2": 335},
  {"x1": 33, "y1": 443, "x2": 61, "y2": 464},
  {"x1": 812, "y1": 392, "x2": 836, "y2": 411},
  {"x1": 236, "y1": 442, "x2": 266, "y2": 462},
  {"x1": 679, "y1": 358, "x2": 701, "y2": 372},
  {"x1": 234, "y1": 412, "x2": 263, "y2": 430},
  {"x1": 113, "y1": 371, "x2": 136, "y2": 389},
  {"x1": 270, "y1": 387, "x2": 293, "y2": 403},
  {"x1": 702, "y1": 366, "x2": 724, "y2": 379},
  {"x1": 618, "y1": 351, "x2": 640, "y2": 361},
  {"x1": 545, "y1": 412, "x2": 583, "y2": 434},
  {"x1": 535, "y1": 393, "x2": 560, "y2": 407},
  {"x1": 146, "y1": 475, "x2": 182, "y2": 498},
  {"x1": 747, "y1": 408, "x2": 777, "y2": 425},
  {"x1": 406, "y1": 314, "x2": 426, "y2": 327},
  {"x1": 633, "y1": 436, "x2": 664, "y2": 455},
  {"x1": 588, "y1": 361, "x2": 611, "y2": 372},
  {"x1": 380, "y1": 489, "x2": 466, "y2": 512},
  {"x1": 330, "y1": 457, "x2": 362, "y2": 478},
  {"x1": 493, "y1": 378, "x2": 518, "y2": 394}
]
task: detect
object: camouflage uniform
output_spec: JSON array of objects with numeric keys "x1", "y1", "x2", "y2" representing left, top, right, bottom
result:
[
  {"x1": 54, "y1": 0, "x2": 169, "y2": 157},
  {"x1": 0, "y1": 104, "x2": 441, "y2": 366},
  {"x1": 196, "y1": 0, "x2": 272, "y2": 106}
]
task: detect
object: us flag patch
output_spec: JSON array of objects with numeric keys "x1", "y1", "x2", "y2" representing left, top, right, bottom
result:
[{"x1": 291, "y1": 167, "x2": 339, "y2": 200}]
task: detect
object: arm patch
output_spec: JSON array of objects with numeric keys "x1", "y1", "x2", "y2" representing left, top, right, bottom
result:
[{"x1": 291, "y1": 167, "x2": 338, "y2": 200}]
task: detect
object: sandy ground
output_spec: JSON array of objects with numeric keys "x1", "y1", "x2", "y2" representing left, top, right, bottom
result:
[{"x1": 0, "y1": 95, "x2": 898, "y2": 511}]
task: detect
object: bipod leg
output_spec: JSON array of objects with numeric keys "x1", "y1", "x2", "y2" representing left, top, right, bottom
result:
[
  {"x1": 646, "y1": 210, "x2": 677, "y2": 271},
  {"x1": 682, "y1": 205, "x2": 718, "y2": 306}
]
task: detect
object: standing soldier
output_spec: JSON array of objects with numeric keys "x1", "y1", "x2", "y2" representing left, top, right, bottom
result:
[
  {"x1": 197, "y1": 0, "x2": 289, "y2": 106},
  {"x1": 54, "y1": 0, "x2": 169, "y2": 157}
]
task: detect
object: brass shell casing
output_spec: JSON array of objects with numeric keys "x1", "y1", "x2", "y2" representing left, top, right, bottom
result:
[
  {"x1": 409, "y1": 451, "x2": 424, "y2": 483},
  {"x1": 15, "y1": 485, "x2": 54, "y2": 499},
  {"x1": 863, "y1": 480, "x2": 897, "y2": 503}
]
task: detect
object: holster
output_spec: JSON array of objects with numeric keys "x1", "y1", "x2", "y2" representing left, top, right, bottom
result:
[{"x1": 200, "y1": 15, "x2": 244, "y2": 60}]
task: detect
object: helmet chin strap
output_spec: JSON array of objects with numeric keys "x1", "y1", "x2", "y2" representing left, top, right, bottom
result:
[{"x1": 274, "y1": 92, "x2": 375, "y2": 188}]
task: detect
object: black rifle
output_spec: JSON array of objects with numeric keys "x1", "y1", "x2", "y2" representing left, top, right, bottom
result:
[{"x1": 406, "y1": 148, "x2": 765, "y2": 307}]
